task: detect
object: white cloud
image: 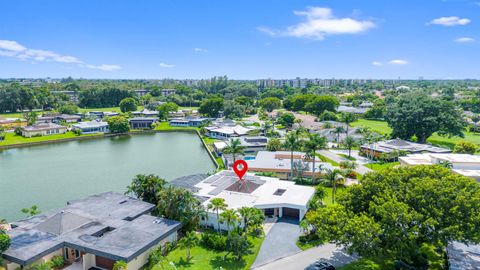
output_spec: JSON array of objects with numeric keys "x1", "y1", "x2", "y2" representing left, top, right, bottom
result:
[
  {"x1": 372, "y1": 61, "x2": 383, "y2": 66},
  {"x1": 194, "y1": 48, "x2": 208, "y2": 53},
  {"x1": 86, "y1": 64, "x2": 122, "y2": 71},
  {"x1": 159, "y1": 62, "x2": 175, "y2": 68},
  {"x1": 454, "y1": 37, "x2": 475, "y2": 43},
  {"x1": 258, "y1": 7, "x2": 375, "y2": 40},
  {"x1": 389, "y1": 59, "x2": 408, "y2": 65},
  {"x1": 0, "y1": 39, "x2": 120, "y2": 71},
  {"x1": 428, "y1": 16, "x2": 471, "y2": 26}
]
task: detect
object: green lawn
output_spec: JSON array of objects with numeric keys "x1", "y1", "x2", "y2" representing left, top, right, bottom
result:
[
  {"x1": 365, "y1": 162, "x2": 399, "y2": 171},
  {"x1": 0, "y1": 131, "x2": 100, "y2": 147},
  {"x1": 322, "y1": 186, "x2": 347, "y2": 206},
  {"x1": 154, "y1": 122, "x2": 199, "y2": 131},
  {"x1": 153, "y1": 236, "x2": 264, "y2": 270},
  {"x1": 338, "y1": 258, "x2": 392, "y2": 270},
  {"x1": 351, "y1": 119, "x2": 480, "y2": 149},
  {"x1": 351, "y1": 119, "x2": 392, "y2": 135},
  {"x1": 317, "y1": 154, "x2": 339, "y2": 166}
]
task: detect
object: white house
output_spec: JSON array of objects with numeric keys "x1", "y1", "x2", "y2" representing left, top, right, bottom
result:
[
  {"x1": 399, "y1": 153, "x2": 480, "y2": 180},
  {"x1": 72, "y1": 121, "x2": 109, "y2": 134},
  {"x1": 193, "y1": 171, "x2": 315, "y2": 230},
  {"x1": 21, "y1": 123, "x2": 67, "y2": 138}
]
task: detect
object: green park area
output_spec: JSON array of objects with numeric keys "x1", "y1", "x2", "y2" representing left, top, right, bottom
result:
[{"x1": 351, "y1": 119, "x2": 480, "y2": 149}]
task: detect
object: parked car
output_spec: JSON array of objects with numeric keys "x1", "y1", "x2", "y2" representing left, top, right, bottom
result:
[{"x1": 305, "y1": 260, "x2": 335, "y2": 270}]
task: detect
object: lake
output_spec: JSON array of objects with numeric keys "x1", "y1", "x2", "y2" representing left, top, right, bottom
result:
[{"x1": 0, "y1": 132, "x2": 216, "y2": 221}]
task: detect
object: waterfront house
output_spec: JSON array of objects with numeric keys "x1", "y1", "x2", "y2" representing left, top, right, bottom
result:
[
  {"x1": 169, "y1": 117, "x2": 209, "y2": 127},
  {"x1": 204, "y1": 119, "x2": 255, "y2": 139},
  {"x1": 129, "y1": 117, "x2": 157, "y2": 129},
  {"x1": 88, "y1": 111, "x2": 119, "y2": 119},
  {"x1": 132, "y1": 109, "x2": 159, "y2": 118},
  {"x1": 1, "y1": 192, "x2": 181, "y2": 270},
  {"x1": 360, "y1": 139, "x2": 451, "y2": 159},
  {"x1": 36, "y1": 116, "x2": 55, "y2": 123},
  {"x1": 213, "y1": 136, "x2": 268, "y2": 156},
  {"x1": 72, "y1": 121, "x2": 109, "y2": 134},
  {"x1": 186, "y1": 171, "x2": 314, "y2": 229},
  {"x1": 246, "y1": 151, "x2": 334, "y2": 180},
  {"x1": 21, "y1": 123, "x2": 67, "y2": 138}
]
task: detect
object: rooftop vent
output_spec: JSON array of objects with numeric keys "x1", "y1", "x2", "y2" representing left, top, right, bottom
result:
[
  {"x1": 91, "y1": 226, "x2": 115, "y2": 238},
  {"x1": 273, "y1": 189, "x2": 287, "y2": 196}
]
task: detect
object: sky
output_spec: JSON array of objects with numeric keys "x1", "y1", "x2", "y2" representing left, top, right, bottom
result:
[{"x1": 0, "y1": 0, "x2": 479, "y2": 80}]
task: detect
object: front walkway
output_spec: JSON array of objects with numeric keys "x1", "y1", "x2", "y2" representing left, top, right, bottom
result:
[{"x1": 251, "y1": 218, "x2": 301, "y2": 268}]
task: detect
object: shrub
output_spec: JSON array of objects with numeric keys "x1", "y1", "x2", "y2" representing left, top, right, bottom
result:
[
  {"x1": 453, "y1": 141, "x2": 477, "y2": 154},
  {"x1": 50, "y1": 256, "x2": 64, "y2": 269},
  {"x1": 201, "y1": 232, "x2": 227, "y2": 251}
]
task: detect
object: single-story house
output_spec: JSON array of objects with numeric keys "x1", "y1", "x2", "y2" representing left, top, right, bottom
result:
[
  {"x1": 246, "y1": 151, "x2": 334, "y2": 180},
  {"x1": 337, "y1": 105, "x2": 368, "y2": 114},
  {"x1": 36, "y1": 116, "x2": 55, "y2": 123},
  {"x1": 129, "y1": 118, "x2": 157, "y2": 129},
  {"x1": 54, "y1": 114, "x2": 81, "y2": 123},
  {"x1": 88, "y1": 111, "x2": 119, "y2": 119},
  {"x1": 169, "y1": 117, "x2": 209, "y2": 127},
  {"x1": 192, "y1": 170, "x2": 315, "y2": 228},
  {"x1": 399, "y1": 153, "x2": 480, "y2": 181},
  {"x1": 132, "y1": 109, "x2": 158, "y2": 118},
  {"x1": 0, "y1": 118, "x2": 26, "y2": 130},
  {"x1": 1, "y1": 192, "x2": 181, "y2": 270},
  {"x1": 360, "y1": 139, "x2": 451, "y2": 159},
  {"x1": 213, "y1": 136, "x2": 268, "y2": 157},
  {"x1": 161, "y1": 89, "x2": 176, "y2": 96},
  {"x1": 21, "y1": 123, "x2": 67, "y2": 138},
  {"x1": 72, "y1": 121, "x2": 109, "y2": 134}
]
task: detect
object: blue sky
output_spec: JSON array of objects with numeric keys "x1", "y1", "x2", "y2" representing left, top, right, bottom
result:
[{"x1": 0, "y1": 0, "x2": 479, "y2": 79}]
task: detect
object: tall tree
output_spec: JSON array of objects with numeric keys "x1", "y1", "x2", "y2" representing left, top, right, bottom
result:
[
  {"x1": 284, "y1": 131, "x2": 300, "y2": 180},
  {"x1": 331, "y1": 126, "x2": 345, "y2": 144},
  {"x1": 126, "y1": 174, "x2": 166, "y2": 204},
  {"x1": 258, "y1": 97, "x2": 282, "y2": 112},
  {"x1": 220, "y1": 209, "x2": 240, "y2": 235},
  {"x1": 199, "y1": 97, "x2": 224, "y2": 117},
  {"x1": 207, "y1": 198, "x2": 228, "y2": 232},
  {"x1": 223, "y1": 138, "x2": 246, "y2": 163},
  {"x1": 306, "y1": 165, "x2": 480, "y2": 269},
  {"x1": 343, "y1": 136, "x2": 358, "y2": 158},
  {"x1": 340, "y1": 112, "x2": 357, "y2": 135},
  {"x1": 178, "y1": 231, "x2": 199, "y2": 263},
  {"x1": 320, "y1": 169, "x2": 343, "y2": 204},
  {"x1": 386, "y1": 93, "x2": 465, "y2": 143},
  {"x1": 305, "y1": 134, "x2": 327, "y2": 180}
]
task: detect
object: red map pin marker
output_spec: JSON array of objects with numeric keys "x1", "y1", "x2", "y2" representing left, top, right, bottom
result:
[{"x1": 233, "y1": 160, "x2": 248, "y2": 180}]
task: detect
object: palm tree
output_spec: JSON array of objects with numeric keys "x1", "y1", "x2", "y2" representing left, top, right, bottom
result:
[
  {"x1": 340, "y1": 112, "x2": 357, "y2": 135},
  {"x1": 223, "y1": 138, "x2": 246, "y2": 163},
  {"x1": 284, "y1": 131, "x2": 300, "y2": 180},
  {"x1": 343, "y1": 136, "x2": 358, "y2": 158},
  {"x1": 331, "y1": 126, "x2": 345, "y2": 145},
  {"x1": 237, "y1": 207, "x2": 264, "y2": 236},
  {"x1": 305, "y1": 134, "x2": 327, "y2": 180},
  {"x1": 21, "y1": 205, "x2": 40, "y2": 217},
  {"x1": 178, "y1": 231, "x2": 199, "y2": 262},
  {"x1": 320, "y1": 169, "x2": 344, "y2": 204},
  {"x1": 220, "y1": 209, "x2": 240, "y2": 236},
  {"x1": 238, "y1": 207, "x2": 254, "y2": 234},
  {"x1": 207, "y1": 198, "x2": 228, "y2": 232}
]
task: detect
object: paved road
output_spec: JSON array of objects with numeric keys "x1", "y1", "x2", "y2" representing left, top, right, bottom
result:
[
  {"x1": 251, "y1": 218, "x2": 301, "y2": 268},
  {"x1": 318, "y1": 150, "x2": 373, "y2": 175},
  {"x1": 252, "y1": 244, "x2": 357, "y2": 270}
]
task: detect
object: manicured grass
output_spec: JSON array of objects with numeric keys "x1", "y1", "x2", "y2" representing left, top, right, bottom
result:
[
  {"x1": 154, "y1": 122, "x2": 198, "y2": 131},
  {"x1": 78, "y1": 106, "x2": 125, "y2": 113},
  {"x1": 322, "y1": 186, "x2": 347, "y2": 206},
  {"x1": 296, "y1": 238, "x2": 324, "y2": 251},
  {"x1": 153, "y1": 236, "x2": 264, "y2": 270},
  {"x1": 365, "y1": 162, "x2": 400, "y2": 171},
  {"x1": 339, "y1": 154, "x2": 356, "y2": 161},
  {"x1": 338, "y1": 258, "x2": 392, "y2": 270},
  {"x1": 0, "y1": 131, "x2": 99, "y2": 146},
  {"x1": 351, "y1": 119, "x2": 392, "y2": 135},
  {"x1": 317, "y1": 154, "x2": 339, "y2": 166}
]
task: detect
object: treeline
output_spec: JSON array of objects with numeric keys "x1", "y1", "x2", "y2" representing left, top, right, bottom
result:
[
  {"x1": 0, "y1": 83, "x2": 67, "y2": 113},
  {"x1": 78, "y1": 88, "x2": 135, "y2": 108}
]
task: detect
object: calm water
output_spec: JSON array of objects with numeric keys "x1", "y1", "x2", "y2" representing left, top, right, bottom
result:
[{"x1": 0, "y1": 132, "x2": 216, "y2": 221}]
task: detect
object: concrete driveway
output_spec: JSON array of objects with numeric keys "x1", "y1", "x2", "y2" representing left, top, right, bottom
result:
[
  {"x1": 251, "y1": 218, "x2": 301, "y2": 268},
  {"x1": 252, "y1": 243, "x2": 358, "y2": 270}
]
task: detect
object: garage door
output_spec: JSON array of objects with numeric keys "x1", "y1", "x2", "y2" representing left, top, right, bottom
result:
[{"x1": 282, "y1": 207, "x2": 299, "y2": 219}]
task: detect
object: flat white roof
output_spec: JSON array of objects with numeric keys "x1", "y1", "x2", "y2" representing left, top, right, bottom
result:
[
  {"x1": 194, "y1": 171, "x2": 314, "y2": 211},
  {"x1": 246, "y1": 151, "x2": 334, "y2": 173},
  {"x1": 400, "y1": 153, "x2": 480, "y2": 165}
]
